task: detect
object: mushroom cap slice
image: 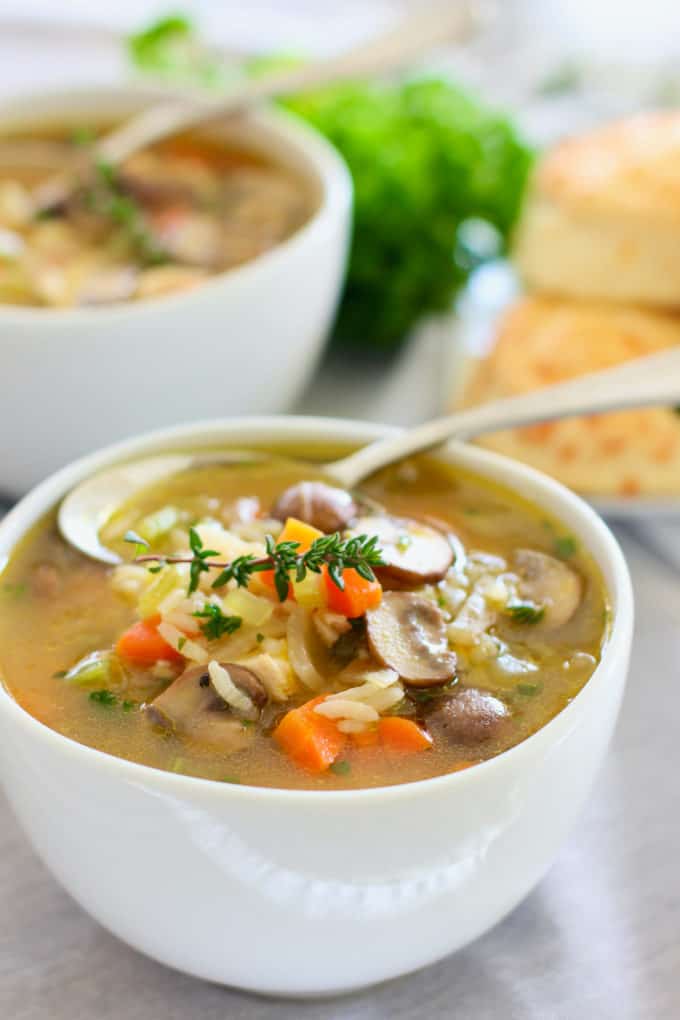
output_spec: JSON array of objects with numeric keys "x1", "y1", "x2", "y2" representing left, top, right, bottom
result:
[
  {"x1": 513, "y1": 549, "x2": 582, "y2": 630},
  {"x1": 271, "y1": 481, "x2": 358, "y2": 534},
  {"x1": 427, "y1": 688, "x2": 509, "y2": 745},
  {"x1": 144, "y1": 661, "x2": 266, "y2": 749},
  {"x1": 350, "y1": 515, "x2": 454, "y2": 586},
  {"x1": 366, "y1": 591, "x2": 457, "y2": 687}
]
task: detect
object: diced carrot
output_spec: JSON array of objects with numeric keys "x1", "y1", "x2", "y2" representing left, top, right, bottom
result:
[
  {"x1": 116, "y1": 615, "x2": 184, "y2": 667},
  {"x1": 351, "y1": 725, "x2": 380, "y2": 749},
  {"x1": 260, "y1": 517, "x2": 325, "y2": 600},
  {"x1": 324, "y1": 567, "x2": 382, "y2": 618},
  {"x1": 273, "y1": 696, "x2": 346, "y2": 772},
  {"x1": 278, "y1": 517, "x2": 325, "y2": 550},
  {"x1": 378, "y1": 717, "x2": 432, "y2": 753}
]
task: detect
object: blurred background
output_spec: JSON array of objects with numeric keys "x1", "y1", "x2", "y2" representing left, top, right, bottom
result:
[{"x1": 2, "y1": 0, "x2": 680, "y2": 427}]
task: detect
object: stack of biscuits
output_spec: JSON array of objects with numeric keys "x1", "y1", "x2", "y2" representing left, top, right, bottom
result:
[{"x1": 460, "y1": 112, "x2": 680, "y2": 499}]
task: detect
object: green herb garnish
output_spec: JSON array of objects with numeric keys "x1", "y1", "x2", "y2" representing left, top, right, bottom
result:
[
  {"x1": 221, "y1": 775, "x2": 242, "y2": 784},
  {"x1": 516, "y1": 682, "x2": 542, "y2": 697},
  {"x1": 329, "y1": 760, "x2": 351, "y2": 776},
  {"x1": 122, "y1": 699, "x2": 137, "y2": 712},
  {"x1": 82, "y1": 160, "x2": 168, "y2": 266},
  {"x1": 505, "y1": 602, "x2": 545, "y2": 625},
  {"x1": 554, "y1": 536, "x2": 577, "y2": 559},
  {"x1": 193, "y1": 604, "x2": 242, "y2": 641},
  {"x1": 127, "y1": 527, "x2": 384, "y2": 601},
  {"x1": 89, "y1": 689, "x2": 118, "y2": 706}
]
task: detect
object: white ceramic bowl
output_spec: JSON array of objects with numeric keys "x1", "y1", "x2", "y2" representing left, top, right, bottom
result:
[
  {"x1": 0, "y1": 418, "x2": 633, "y2": 997},
  {"x1": 0, "y1": 89, "x2": 352, "y2": 495}
]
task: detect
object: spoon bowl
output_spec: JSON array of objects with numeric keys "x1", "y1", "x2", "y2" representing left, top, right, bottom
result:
[{"x1": 58, "y1": 346, "x2": 680, "y2": 562}]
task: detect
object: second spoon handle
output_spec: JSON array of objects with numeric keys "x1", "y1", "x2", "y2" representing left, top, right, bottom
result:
[
  {"x1": 327, "y1": 346, "x2": 680, "y2": 489},
  {"x1": 95, "y1": 3, "x2": 479, "y2": 166}
]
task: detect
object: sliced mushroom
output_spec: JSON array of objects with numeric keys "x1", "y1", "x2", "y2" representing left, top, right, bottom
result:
[
  {"x1": 350, "y1": 515, "x2": 454, "y2": 586},
  {"x1": 513, "y1": 549, "x2": 582, "y2": 630},
  {"x1": 427, "y1": 688, "x2": 509, "y2": 745},
  {"x1": 366, "y1": 591, "x2": 457, "y2": 687},
  {"x1": 272, "y1": 482, "x2": 358, "y2": 534},
  {"x1": 144, "y1": 661, "x2": 266, "y2": 749}
]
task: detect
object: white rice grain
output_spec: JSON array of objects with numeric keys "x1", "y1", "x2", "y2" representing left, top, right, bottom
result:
[
  {"x1": 314, "y1": 700, "x2": 379, "y2": 722},
  {"x1": 208, "y1": 661, "x2": 255, "y2": 715}
]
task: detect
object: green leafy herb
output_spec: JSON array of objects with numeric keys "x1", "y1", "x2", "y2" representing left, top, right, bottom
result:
[
  {"x1": 52, "y1": 670, "x2": 68, "y2": 679},
  {"x1": 177, "y1": 636, "x2": 187, "y2": 651},
  {"x1": 193, "y1": 604, "x2": 242, "y2": 640},
  {"x1": 132, "y1": 529, "x2": 385, "y2": 601},
  {"x1": 82, "y1": 161, "x2": 168, "y2": 266},
  {"x1": 554, "y1": 536, "x2": 577, "y2": 559},
  {"x1": 128, "y1": 14, "x2": 233, "y2": 88},
  {"x1": 122, "y1": 699, "x2": 137, "y2": 712},
  {"x1": 256, "y1": 632, "x2": 265, "y2": 643},
  {"x1": 516, "y1": 682, "x2": 542, "y2": 697},
  {"x1": 329, "y1": 759, "x2": 351, "y2": 776},
  {"x1": 505, "y1": 602, "x2": 545, "y2": 625},
  {"x1": 89, "y1": 689, "x2": 118, "y2": 706},
  {"x1": 221, "y1": 774, "x2": 242, "y2": 784},
  {"x1": 71, "y1": 125, "x2": 97, "y2": 146},
  {"x1": 126, "y1": 16, "x2": 532, "y2": 349}
]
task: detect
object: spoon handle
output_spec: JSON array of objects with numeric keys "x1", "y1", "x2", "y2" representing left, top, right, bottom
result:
[
  {"x1": 327, "y1": 347, "x2": 680, "y2": 489},
  {"x1": 92, "y1": 3, "x2": 479, "y2": 166}
]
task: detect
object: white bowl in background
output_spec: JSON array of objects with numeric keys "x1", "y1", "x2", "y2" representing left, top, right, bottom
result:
[
  {"x1": 0, "y1": 417, "x2": 633, "y2": 996},
  {"x1": 0, "y1": 89, "x2": 352, "y2": 495}
]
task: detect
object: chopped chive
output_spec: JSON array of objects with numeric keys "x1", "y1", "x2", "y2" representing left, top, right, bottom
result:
[
  {"x1": 89, "y1": 689, "x2": 118, "y2": 706},
  {"x1": 329, "y1": 759, "x2": 351, "y2": 776},
  {"x1": 221, "y1": 775, "x2": 241, "y2": 784},
  {"x1": 177, "y1": 636, "x2": 187, "y2": 651},
  {"x1": 516, "y1": 682, "x2": 542, "y2": 696},
  {"x1": 52, "y1": 670, "x2": 67, "y2": 679},
  {"x1": 121, "y1": 699, "x2": 136, "y2": 712},
  {"x1": 505, "y1": 602, "x2": 545, "y2": 625},
  {"x1": 70, "y1": 125, "x2": 96, "y2": 145},
  {"x1": 554, "y1": 535, "x2": 577, "y2": 559}
]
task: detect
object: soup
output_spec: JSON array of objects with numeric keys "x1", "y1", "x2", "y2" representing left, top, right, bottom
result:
[
  {"x1": 0, "y1": 125, "x2": 315, "y2": 307},
  {"x1": 0, "y1": 453, "x2": 609, "y2": 790}
]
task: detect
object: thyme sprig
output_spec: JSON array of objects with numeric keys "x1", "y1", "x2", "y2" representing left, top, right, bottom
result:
[
  {"x1": 124, "y1": 527, "x2": 385, "y2": 601},
  {"x1": 82, "y1": 159, "x2": 168, "y2": 266}
]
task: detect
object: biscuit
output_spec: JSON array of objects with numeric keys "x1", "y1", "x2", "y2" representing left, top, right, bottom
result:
[
  {"x1": 514, "y1": 113, "x2": 680, "y2": 306},
  {"x1": 459, "y1": 296, "x2": 680, "y2": 497}
]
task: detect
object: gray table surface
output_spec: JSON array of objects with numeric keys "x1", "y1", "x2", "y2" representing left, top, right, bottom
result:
[{"x1": 2, "y1": 336, "x2": 679, "y2": 1020}]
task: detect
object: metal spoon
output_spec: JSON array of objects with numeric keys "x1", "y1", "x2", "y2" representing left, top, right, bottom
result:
[
  {"x1": 33, "y1": 2, "x2": 482, "y2": 211},
  {"x1": 59, "y1": 346, "x2": 680, "y2": 563}
]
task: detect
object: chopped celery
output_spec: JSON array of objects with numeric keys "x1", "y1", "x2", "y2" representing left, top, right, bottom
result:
[
  {"x1": 63, "y1": 650, "x2": 124, "y2": 688},
  {"x1": 291, "y1": 569, "x2": 326, "y2": 609},
  {"x1": 224, "y1": 588, "x2": 274, "y2": 626},
  {"x1": 136, "y1": 505, "x2": 180, "y2": 545},
  {"x1": 138, "y1": 565, "x2": 181, "y2": 619}
]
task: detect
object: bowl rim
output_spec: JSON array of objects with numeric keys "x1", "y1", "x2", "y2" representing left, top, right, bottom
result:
[
  {"x1": 0, "y1": 415, "x2": 634, "y2": 804},
  {"x1": 0, "y1": 84, "x2": 352, "y2": 325}
]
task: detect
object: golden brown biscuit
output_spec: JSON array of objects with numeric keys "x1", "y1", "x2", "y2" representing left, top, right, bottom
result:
[
  {"x1": 514, "y1": 112, "x2": 680, "y2": 306},
  {"x1": 459, "y1": 296, "x2": 680, "y2": 497}
]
